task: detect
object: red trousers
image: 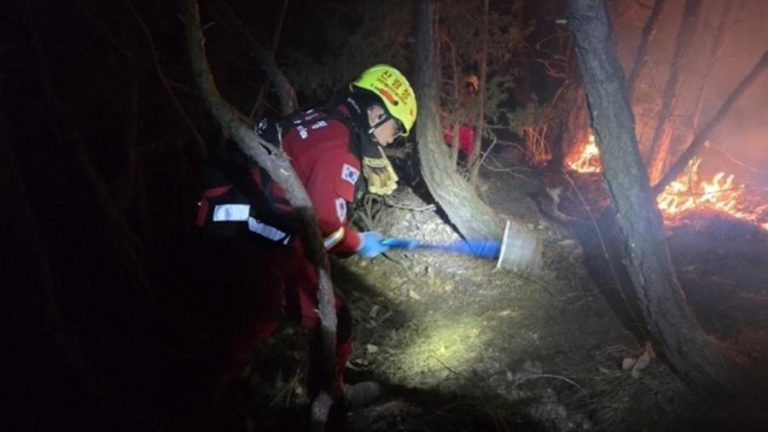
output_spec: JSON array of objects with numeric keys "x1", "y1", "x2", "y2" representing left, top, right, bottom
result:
[{"x1": 201, "y1": 237, "x2": 351, "y2": 396}]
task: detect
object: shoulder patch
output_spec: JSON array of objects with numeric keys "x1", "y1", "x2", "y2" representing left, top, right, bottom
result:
[
  {"x1": 341, "y1": 163, "x2": 360, "y2": 185},
  {"x1": 335, "y1": 197, "x2": 347, "y2": 223},
  {"x1": 311, "y1": 120, "x2": 328, "y2": 130},
  {"x1": 296, "y1": 125, "x2": 308, "y2": 139}
]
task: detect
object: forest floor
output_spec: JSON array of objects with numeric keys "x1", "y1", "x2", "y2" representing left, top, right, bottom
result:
[{"x1": 233, "y1": 154, "x2": 768, "y2": 432}]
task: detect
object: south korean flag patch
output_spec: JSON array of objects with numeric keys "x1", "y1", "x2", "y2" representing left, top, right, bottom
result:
[
  {"x1": 341, "y1": 163, "x2": 360, "y2": 186},
  {"x1": 335, "y1": 198, "x2": 347, "y2": 223}
]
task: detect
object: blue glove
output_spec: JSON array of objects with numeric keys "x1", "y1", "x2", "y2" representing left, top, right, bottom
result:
[{"x1": 357, "y1": 231, "x2": 390, "y2": 258}]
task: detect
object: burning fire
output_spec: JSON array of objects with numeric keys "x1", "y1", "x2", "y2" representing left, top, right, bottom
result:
[
  {"x1": 565, "y1": 135, "x2": 602, "y2": 173},
  {"x1": 566, "y1": 135, "x2": 768, "y2": 231},
  {"x1": 657, "y1": 157, "x2": 767, "y2": 230}
]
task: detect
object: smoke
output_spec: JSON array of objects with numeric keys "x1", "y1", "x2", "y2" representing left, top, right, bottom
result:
[
  {"x1": 705, "y1": 0, "x2": 768, "y2": 184},
  {"x1": 614, "y1": 0, "x2": 768, "y2": 185},
  {"x1": 708, "y1": 96, "x2": 768, "y2": 185}
]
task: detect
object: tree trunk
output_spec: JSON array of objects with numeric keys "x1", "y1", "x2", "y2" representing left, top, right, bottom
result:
[
  {"x1": 511, "y1": 0, "x2": 533, "y2": 109},
  {"x1": 444, "y1": 34, "x2": 461, "y2": 166},
  {"x1": 645, "y1": 0, "x2": 703, "y2": 182},
  {"x1": 182, "y1": 0, "x2": 337, "y2": 425},
  {"x1": 626, "y1": 0, "x2": 666, "y2": 100},
  {"x1": 689, "y1": 0, "x2": 736, "y2": 131},
  {"x1": 415, "y1": 0, "x2": 500, "y2": 240},
  {"x1": 567, "y1": 0, "x2": 737, "y2": 393},
  {"x1": 469, "y1": 0, "x2": 489, "y2": 184}
]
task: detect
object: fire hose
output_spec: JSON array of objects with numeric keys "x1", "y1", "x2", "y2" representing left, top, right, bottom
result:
[{"x1": 381, "y1": 221, "x2": 542, "y2": 272}]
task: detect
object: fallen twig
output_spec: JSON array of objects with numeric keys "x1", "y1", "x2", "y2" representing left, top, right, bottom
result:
[
  {"x1": 384, "y1": 197, "x2": 437, "y2": 212},
  {"x1": 561, "y1": 171, "x2": 645, "y2": 331},
  {"x1": 509, "y1": 373, "x2": 589, "y2": 400}
]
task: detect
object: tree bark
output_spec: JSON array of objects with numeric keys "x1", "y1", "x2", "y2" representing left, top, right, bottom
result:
[
  {"x1": 652, "y1": 49, "x2": 768, "y2": 195},
  {"x1": 567, "y1": 0, "x2": 737, "y2": 393},
  {"x1": 469, "y1": 0, "x2": 489, "y2": 184},
  {"x1": 415, "y1": 0, "x2": 500, "y2": 241},
  {"x1": 443, "y1": 32, "x2": 461, "y2": 166},
  {"x1": 182, "y1": 0, "x2": 337, "y2": 423}
]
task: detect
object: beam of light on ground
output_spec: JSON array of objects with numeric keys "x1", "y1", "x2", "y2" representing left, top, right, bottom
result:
[{"x1": 394, "y1": 316, "x2": 488, "y2": 387}]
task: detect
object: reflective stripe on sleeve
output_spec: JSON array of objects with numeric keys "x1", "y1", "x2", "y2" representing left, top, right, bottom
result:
[
  {"x1": 323, "y1": 227, "x2": 345, "y2": 250},
  {"x1": 212, "y1": 204, "x2": 250, "y2": 222},
  {"x1": 248, "y1": 217, "x2": 291, "y2": 244}
]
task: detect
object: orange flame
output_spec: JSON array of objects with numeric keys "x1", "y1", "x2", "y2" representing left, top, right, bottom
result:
[
  {"x1": 565, "y1": 135, "x2": 602, "y2": 173},
  {"x1": 565, "y1": 135, "x2": 767, "y2": 230},
  {"x1": 657, "y1": 157, "x2": 764, "y2": 227}
]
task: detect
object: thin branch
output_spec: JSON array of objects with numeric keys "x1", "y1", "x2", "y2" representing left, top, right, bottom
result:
[
  {"x1": 705, "y1": 141, "x2": 760, "y2": 174},
  {"x1": 211, "y1": 0, "x2": 297, "y2": 116},
  {"x1": 626, "y1": 0, "x2": 666, "y2": 99},
  {"x1": 652, "y1": 50, "x2": 768, "y2": 195},
  {"x1": 123, "y1": 0, "x2": 206, "y2": 158},
  {"x1": 561, "y1": 171, "x2": 646, "y2": 333},
  {"x1": 383, "y1": 198, "x2": 436, "y2": 212},
  {"x1": 646, "y1": 0, "x2": 702, "y2": 171},
  {"x1": 509, "y1": 373, "x2": 589, "y2": 399}
]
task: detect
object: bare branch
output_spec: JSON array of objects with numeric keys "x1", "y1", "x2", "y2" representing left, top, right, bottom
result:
[
  {"x1": 210, "y1": 0, "x2": 297, "y2": 116},
  {"x1": 652, "y1": 50, "x2": 768, "y2": 195},
  {"x1": 646, "y1": 0, "x2": 703, "y2": 180},
  {"x1": 124, "y1": 0, "x2": 206, "y2": 159},
  {"x1": 181, "y1": 0, "x2": 338, "y2": 412},
  {"x1": 626, "y1": 0, "x2": 666, "y2": 99}
]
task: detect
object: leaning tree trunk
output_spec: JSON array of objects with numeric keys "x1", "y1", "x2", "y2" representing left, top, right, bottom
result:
[
  {"x1": 182, "y1": 1, "x2": 337, "y2": 427},
  {"x1": 567, "y1": 0, "x2": 738, "y2": 393},
  {"x1": 415, "y1": 0, "x2": 500, "y2": 240}
]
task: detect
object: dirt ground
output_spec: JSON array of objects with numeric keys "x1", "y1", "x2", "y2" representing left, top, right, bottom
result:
[{"x1": 239, "y1": 160, "x2": 768, "y2": 432}]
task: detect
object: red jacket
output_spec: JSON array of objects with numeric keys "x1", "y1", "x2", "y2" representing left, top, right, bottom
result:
[{"x1": 253, "y1": 109, "x2": 363, "y2": 253}]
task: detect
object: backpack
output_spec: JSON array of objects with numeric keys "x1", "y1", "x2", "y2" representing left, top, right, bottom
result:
[
  {"x1": 195, "y1": 150, "x2": 297, "y2": 246},
  {"x1": 195, "y1": 105, "x2": 376, "y2": 245},
  {"x1": 258, "y1": 107, "x2": 371, "y2": 202}
]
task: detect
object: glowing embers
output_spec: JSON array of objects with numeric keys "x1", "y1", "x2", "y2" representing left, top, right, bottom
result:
[
  {"x1": 657, "y1": 156, "x2": 766, "y2": 230},
  {"x1": 565, "y1": 134, "x2": 602, "y2": 173},
  {"x1": 396, "y1": 316, "x2": 487, "y2": 386}
]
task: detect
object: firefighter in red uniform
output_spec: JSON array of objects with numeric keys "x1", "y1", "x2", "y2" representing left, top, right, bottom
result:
[
  {"x1": 196, "y1": 64, "x2": 417, "y2": 407},
  {"x1": 443, "y1": 74, "x2": 479, "y2": 163}
]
